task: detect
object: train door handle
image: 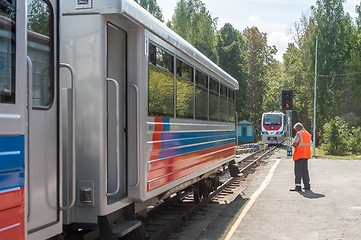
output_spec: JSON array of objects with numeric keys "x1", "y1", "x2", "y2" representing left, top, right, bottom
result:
[
  {"x1": 128, "y1": 83, "x2": 140, "y2": 189},
  {"x1": 60, "y1": 63, "x2": 76, "y2": 210},
  {"x1": 26, "y1": 56, "x2": 32, "y2": 222},
  {"x1": 106, "y1": 78, "x2": 120, "y2": 197}
]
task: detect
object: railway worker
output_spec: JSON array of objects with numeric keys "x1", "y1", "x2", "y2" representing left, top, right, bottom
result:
[{"x1": 290, "y1": 122, "x2": 311, "y2": 192}]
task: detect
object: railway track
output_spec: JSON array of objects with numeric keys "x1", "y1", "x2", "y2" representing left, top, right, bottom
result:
[{"x1": 142, "y1": 145, "x2": 278, "y2": 240}]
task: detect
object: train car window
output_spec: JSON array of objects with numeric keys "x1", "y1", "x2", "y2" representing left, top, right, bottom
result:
[
  {"x1": 176, "y1": 60, "x2": 194, "y2": 119},
  {"x1": 220, "y1": 85, "x2": 228, "y2": 122},
  {"x1": 228, "y1": 89, "x2": 235, "y2": 100},
  {"x1": 148, "y1": 65, "x2": 174, "y2": 117},
  {"x1": 228, "y1": 89, "x2": 235, "y2": 122},
  {"x1": 149, "y1": 43, "x2": 156, "y2": 65},
  {"x1": 195, "y1": 70, "x2": 208, "y2": 120},
  {"x1": 209, "y1": 78, "x2": 219, "y2": 121},
  {"x1": 209, "y1": 78, "x2": 219, "y2": 94},
  {"x1": 156, "y1": 47, "x2": 174, "y2": 72},
  {"x1": 195, "y1": 70, "x2": 207, "y2": 87},
  {"x1": 263, "y1": 114, "x2": 282, "y2": 125},
  {"x1": 176, "y1": 59, "x2": 193, "y2": 81},
  {"x1": 148, "y1": 44, "x2": 174, "y2": 117},
  {"x1": 0, "y1": 0, "x2": 16, "y2": 104},
  {"x1": 27, "y1": 0, "x2": 54, "y2": 108},
  {"x1": 220, "y1": 85, "x2": 227, "y2": 98}
]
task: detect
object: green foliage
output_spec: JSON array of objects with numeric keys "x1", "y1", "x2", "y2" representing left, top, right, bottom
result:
[
  {"x1": 243, "y1": 27, "x2": 277, "y2": 140},
  {"x1": 148, "y1": 66, "x2": 174, "y2": 117},
  {"x1": 322, "y1": 116, "x2": 361, "y2": 155},
  {"x1": 0, "y1": 1, "x2": 15, "y2": 20},
  {"x1": 349, "y1": 127, "x2": 361, "y2": 154},
  {"x1": 170, "y1": 0, "x2": 218, "y2": 62},
  {"x1": 28, "y1": 0, "x2": 50, "y2": 36},
  {"x1": 134, "y1": 0, "x2": 164, "y2": 22},
  {"x1": 140, "y1": 0, "x2": 361, "y2": 147},
  {"x1": 216, "y1": 23, "x2": 248, "y2": 120}
]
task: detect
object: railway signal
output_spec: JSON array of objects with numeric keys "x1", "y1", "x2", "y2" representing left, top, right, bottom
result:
[{"x1": 282, "y1": 90, "x2": 293, "y2": 110}]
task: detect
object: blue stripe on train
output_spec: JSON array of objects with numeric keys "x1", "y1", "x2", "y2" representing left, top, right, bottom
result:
[
  {"x1": 152, "y1": 119, "x2": 235, "y2": 160},
  {"x1": 0, "y1": 135, "x2": 25, "y2": 190},
  {"x1": 158, "y1": 138, "x2": 234, "y2": 160}
]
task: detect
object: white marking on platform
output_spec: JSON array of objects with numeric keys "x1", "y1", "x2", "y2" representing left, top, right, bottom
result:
[{"x1": 221, "y1": 158, "x2": 281, "y2": 240}]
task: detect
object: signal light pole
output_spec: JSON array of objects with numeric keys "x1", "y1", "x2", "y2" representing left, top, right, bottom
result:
[
  {"x1": 282, "y1": 90, "x2": 293, "y2": 157},
  {"x1": 312, "y1": 22, "x2": 318, "y2": 158},
  {"x1": 282, "y1": 90, "x2": 293, "y2": 111}
]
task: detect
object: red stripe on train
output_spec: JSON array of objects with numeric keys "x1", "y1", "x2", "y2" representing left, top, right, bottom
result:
[
  {"x1": 149, "y1": 117, "x2": 164, "y2": 161},
  {"x1": 0, "y1": 188, "x2": 24, "y2": 240},
  {"x1": 147, "y1": 143, "x2": 235, "y2": 191}
]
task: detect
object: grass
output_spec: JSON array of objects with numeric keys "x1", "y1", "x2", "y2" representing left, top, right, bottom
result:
[{"x1": 314, "y1": 148, "x2": 361, "y2": 159}]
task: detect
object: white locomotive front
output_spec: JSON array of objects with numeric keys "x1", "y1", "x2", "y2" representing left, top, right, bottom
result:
[{"x1": 261, "y1": 112, "x2": 286, "y2": 145}]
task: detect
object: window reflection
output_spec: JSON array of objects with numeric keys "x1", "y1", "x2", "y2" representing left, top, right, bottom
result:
[
  {"x1": 220, "y1": 95, "x2": 228, "y2": 122},
  {"x1": 195, "y1": 70, "x2": 208, "y2": 120},
  {"x1": 0, "y1": 0, "x2": 16, "y2": 104},
  {"x1": 228, "y1": 90, "x2": 235, "y2": 122},
  {"x1": 176, "y1": 77, "x2": 194, "y2": 119},
  {"x1": 176, "y1": 60, "x2": 194, "y2": 119},
  {"x1": 195, "y1": 86, "x2": 208, "y2": 120},
  {"x1": 148, "y1": 65, "x2": 174, "y2": 117},
  {"x1": 27, "y1": 0, "x2": 53, "y2": 108},
  {"x1": 148, "y1": 43, "x2": 236, "y2": 123},
  {"x1": 209, "y1": 78, "x2": 219, "y2": 121}
]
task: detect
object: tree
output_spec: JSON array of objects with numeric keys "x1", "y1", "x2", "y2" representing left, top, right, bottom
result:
[
  {"x1": 242, "y1": 27, "x2": 276, "y2": 139},
  {"x1": 216, "y1": 23, "x2": 248, "y2": 120},
  {"x1": 170, "y1": 0, "x2": 218, "y2": 62},
  {"x1": 134, "y1": 0, "x2": 164, "y2": 22}
]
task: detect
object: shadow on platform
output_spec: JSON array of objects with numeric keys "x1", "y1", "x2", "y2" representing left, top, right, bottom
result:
[{"x1": 298, "y1": 190, "x2": 325, "y2": 199}]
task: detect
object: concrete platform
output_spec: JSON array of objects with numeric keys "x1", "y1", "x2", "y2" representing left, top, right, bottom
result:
[{"x1": 224, "y1": 149, "x2": 361, "y2": 240}]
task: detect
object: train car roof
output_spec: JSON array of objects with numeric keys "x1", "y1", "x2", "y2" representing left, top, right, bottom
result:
[
  {"x1": 124, "y1": 1, "x2": 240, "y2": 89},
  {"x1": 63, "y1": 0, "x2": 239, "y2": 90},
  {"x1": 262, "y1": 112, "x2": 285, "y2": 116},
  {"x1": 122, "y1": 0, "x2": 239, "y2": 89}
]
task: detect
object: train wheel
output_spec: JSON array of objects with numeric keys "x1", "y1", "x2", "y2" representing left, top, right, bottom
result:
[
  {"x1": 193, "y1": 182, "x2": 202, "y2": 203},
  {"x1": 193, "y1": 180, "x2": 211, "y2": 203}
]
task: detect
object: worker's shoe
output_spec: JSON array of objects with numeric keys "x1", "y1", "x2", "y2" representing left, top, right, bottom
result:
[
  {"x1": 303, "y1": 186, "x2": 311, "y2": 190},
  {"x1": 290, "y1": 186, "x2": 302, "y2": 192}
]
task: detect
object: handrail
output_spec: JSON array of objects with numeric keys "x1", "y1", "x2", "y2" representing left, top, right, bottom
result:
[
  {"x1": 128, "y1": 83, "x2": 140, "y2": 189},
  {"x1": 26, "y1": 56, "x2": 32, "y2": 222},
  {"x1": 106, "y1": 78, "x2": 120, "y2": 197},
  {"x1": 59, "y1": 63, "x2": 76, "y2": 210},
  {"x1": 235, "y1": 111, "x2": 239, "y2": 147}
]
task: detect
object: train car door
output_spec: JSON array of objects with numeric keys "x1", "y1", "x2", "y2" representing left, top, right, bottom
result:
[
  {"x1": 0, "y1": 1, "x2": 26, "y2": 239},
  {"x1": 26, "y1": 0, "x2": 62, "y2": 238},
  {"x1": 106, "y1": 23, "x2": 127, "y2": 203}
]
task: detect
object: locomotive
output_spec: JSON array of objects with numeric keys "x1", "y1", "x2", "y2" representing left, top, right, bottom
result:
[
  {"x1": 0, "y1": 0, "x2": 239, "y2": 239},
  {"x1": 261, "y1": 112, "x2": 286, "y2": 145}
]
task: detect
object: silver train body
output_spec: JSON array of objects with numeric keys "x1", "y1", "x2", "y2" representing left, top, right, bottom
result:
[
  {"x1": 61, "y1": 0, "x2": 238, "y2": 227},
  {"x1": 0, "y1": 0, "x2": 238, "y2": 239}
]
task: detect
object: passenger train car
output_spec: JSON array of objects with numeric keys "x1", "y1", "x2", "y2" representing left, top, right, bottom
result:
[
  {"x1": 0, "y1": 0, "x2": 67, "y2": 239},
  {"x1": 261, "y1": 112, "x2": 286, "y2": 145},
  {"x1": 0, "y1": 0, "x2": 239, "y2": 239},
  {"x1": 61, "y1": 0, "x2": 238, "y2": 235}
]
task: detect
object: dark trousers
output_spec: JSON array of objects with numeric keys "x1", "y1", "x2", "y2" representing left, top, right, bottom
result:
[{"x1": 294, "y1": 158, "x2": 310, "y2": 188}]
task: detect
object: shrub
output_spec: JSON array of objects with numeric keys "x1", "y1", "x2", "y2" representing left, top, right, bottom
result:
[{"x1": 322, "y1": 116, "x2": 350, "y2": 155}]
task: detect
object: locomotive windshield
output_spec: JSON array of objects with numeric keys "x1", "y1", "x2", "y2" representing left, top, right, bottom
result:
[{"x1": 263, "y1": 114, "x2": 282, "y2": 125}]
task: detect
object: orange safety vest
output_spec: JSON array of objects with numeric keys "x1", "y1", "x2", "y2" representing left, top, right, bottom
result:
[{"x1": 293, "y1": 129, "x2": 311, "y2": 161}]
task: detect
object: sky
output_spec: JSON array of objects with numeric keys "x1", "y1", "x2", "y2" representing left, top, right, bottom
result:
[{"x1": 156, "y1": 0, "x2": 360, "y2": 61}]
